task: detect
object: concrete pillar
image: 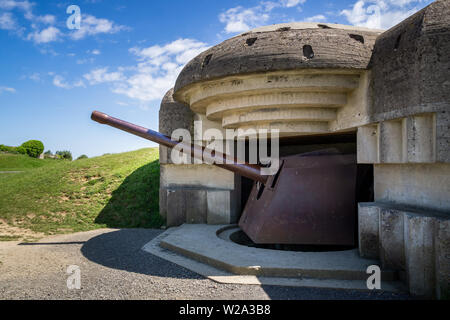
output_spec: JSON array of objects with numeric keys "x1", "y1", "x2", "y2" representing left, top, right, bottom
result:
[
  {"x1": 379, "y1": 120, "x2": 403, "y2": 163},
  {"x1": 166, "y1": 189, "x2": 187, "y2": 227},
  {"x1": 358, "y1": 203, "x2": 380, "y2": 259},
  {"x1": 207, "y1": 189, "x2": 240, "y2": 225},
  {"x1": 165, "y1": 189, "x2": 208, "y2": 227},
  {"x1": 436, "y1": 110, "x2": 450, "y2": 163},
  {"x1": 435, "y1": 219, "x2": 450, "y2": 300},
  {"x1": 405, "y1": 213, "x2": 436, "y2": 298},
  {"x1": 357, "y1": 124, "x2": 379, "y2": 164},
  {"x1": 405, "y1": 114, "x2": 436, "y2": 163},
  {"x1": 379, "y1": 208, "x2": 405, "y2": 270}
]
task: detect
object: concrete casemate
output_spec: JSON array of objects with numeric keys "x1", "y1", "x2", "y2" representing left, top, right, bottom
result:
[{"x1": 157, "y1": 0, "x2": 449, "y2": 299}]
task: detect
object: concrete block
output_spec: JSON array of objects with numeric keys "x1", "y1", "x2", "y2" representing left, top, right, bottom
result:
[
  {"x1": 160, "y1": 164, "x2": 236, "y2": 190},
  {"x1": 405, "y1": 213, "x2": 436, "y2": 298},
  {"x1": 166, "y1": 189, "x2": 187, "y2": 227},
  {"x1": 358, "y1": 203, "x2": 380, "y2": 259},
  {"x1": 166, "y1": 189, "x2": 208, "y2": 227},
  {"x1": 436, "y1": 110, "x2": 450, "y2": 163},
  {"x1": 357, "y1": 125, "x2": 378, "y2": 164},
  {"x1": 405, "y1": 114, "x2": 436, "y2": 163},
  {"x1": 185, "y1": 190, "x2": 207, "y2": 224},
  {"x1": 374, "y1": 164, "x2": 450, "y2": 212},
  {"x1": 159, "y1": 187, "x2": 167, "y2": 220},
  {"x1": 207, "y1": 190, "x2": 238, "y2": 225},
  {"x1": 379, "y1": 120, "x2": 403, "y2": 163},
  {"x1": 435, "y1": 219, "x2": 450, "y2": 300},
  {"x1": 380, "y1": 208, "x2": 405, "y2": 270}
]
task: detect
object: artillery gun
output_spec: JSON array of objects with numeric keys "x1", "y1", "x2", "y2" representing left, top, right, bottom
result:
[{"x1": 92, "y1": 111, "x2": 358, "y2": 246}]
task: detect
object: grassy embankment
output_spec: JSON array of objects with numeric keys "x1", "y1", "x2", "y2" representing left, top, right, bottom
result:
[{"x1": 0, "y1": 149, "x2": 162, "y2": 241}]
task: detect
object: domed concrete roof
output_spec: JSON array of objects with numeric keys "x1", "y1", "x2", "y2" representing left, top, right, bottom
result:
[
  {"x1": 174, "y1": 22, "x2": 382, "y2": 100},
  {"x1": 159, "y1": 88, "x2": 193, "y2": 136}
]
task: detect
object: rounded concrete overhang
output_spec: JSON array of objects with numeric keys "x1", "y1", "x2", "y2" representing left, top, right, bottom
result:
[
  {"x1": 173, "y1": 23, "x2": 383, "y2": 137},
  {"x1": 159, "y1": 88, "x2": 193, "y2": 136}
]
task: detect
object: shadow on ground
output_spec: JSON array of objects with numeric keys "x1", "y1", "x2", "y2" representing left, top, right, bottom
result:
[
  {"x1": 95, "y1": 160, "x2": 163, "y2": 229},
  {"x1": 81, "y1": 229, "x2": 203, "y2": 280},
  {"x1": 80, "y1": 229, "x2": 411, "y2": 300}
]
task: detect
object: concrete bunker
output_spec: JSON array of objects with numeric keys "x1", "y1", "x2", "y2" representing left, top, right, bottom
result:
[
  {"x1": 163, "y1": 2, "x2": 450, "y2": 297},
  {"x1": 93, "y1": 0, "x2": 450, "y2": 299}
]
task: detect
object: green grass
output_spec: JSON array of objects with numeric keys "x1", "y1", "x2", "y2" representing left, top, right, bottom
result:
[
  {"x1": 0, "y1": 235, "x2": 21, "y2": 241},
  {"x1": 0, "y1": 148, "x2": 163, "y2": 235},
  {"x1": 0, "y1": 153, "x2": 56, "y2": 171}
]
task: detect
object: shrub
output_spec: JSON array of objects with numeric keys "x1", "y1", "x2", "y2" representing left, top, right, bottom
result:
[
  {"x1": 0, "y1": 144, "x2": 18, "y2": 154},
  {"x1": 21, "y1": 140, "x2": 44, "y2": 158},
  {"x1": 56, "y1": 150, "x2": 73, "y2": 161},
  {"x1": 76, "y1": 155, "x2": 88, "y2": 160},
  {"x1": 16, "y1": 146, "x2": 27, "y2": 155}
]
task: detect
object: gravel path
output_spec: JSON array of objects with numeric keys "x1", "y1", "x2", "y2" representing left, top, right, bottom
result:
[{"x1": 0, "y1": 229, "x2": 411, "y2": 300}]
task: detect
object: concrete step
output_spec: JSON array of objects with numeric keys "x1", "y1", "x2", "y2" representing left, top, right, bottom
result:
[{"x1": 143, "y1": 224, "x2": 406, "y2": 292}]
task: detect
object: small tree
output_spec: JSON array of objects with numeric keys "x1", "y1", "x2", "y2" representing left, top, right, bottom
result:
[
  {"x1": 16, "y1": 146, "x2": 27, "y2": 155},
  {"x1": 76, "y1": 154, "x2": 88, "y2": 160},
  {"x1": 44, "y1": 150, "x2": 53, "y2": 155},
  {"x1": 56, "y1": 150, "x2": 73, "y2": 161},
  {"x1": 21, "y1": 140, "x2": 44, "y2": 158}
]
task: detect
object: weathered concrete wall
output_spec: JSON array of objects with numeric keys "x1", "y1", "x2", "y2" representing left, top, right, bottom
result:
[
  {"x1": 159, "y1": 89, "x2": 193, "y2": 221},
  {"x1": 357, "y1": 2, "x2": 450, "y2": 298},
  {"x1": 374, "y1": 164, "x2": 450, "y2": 212},
  {"x1": 159, "y1": 88, "x2": 194, "y2": 166},
  {"x1": 159, "y1": 89, "x2": 241, "y2": 226},
  {"x1": 368, "y1": 0, "x2": 450, "y2": 123},
  {"x1": 358, "y1": 202, "x2": 449, "y2": 299}
]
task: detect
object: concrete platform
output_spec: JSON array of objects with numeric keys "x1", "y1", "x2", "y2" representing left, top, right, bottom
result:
[{"x1": 142, "y1": 224, "x2": 406, "y2": 292}]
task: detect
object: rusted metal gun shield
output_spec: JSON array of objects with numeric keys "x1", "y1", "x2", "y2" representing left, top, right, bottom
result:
[{"x1": 239, "y1": 153, "x2": 357, "y2": 246}]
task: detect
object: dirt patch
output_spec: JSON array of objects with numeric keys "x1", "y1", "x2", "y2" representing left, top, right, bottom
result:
[{"x1": 0, "y1": 219, "x2": 45, "y2": 242}]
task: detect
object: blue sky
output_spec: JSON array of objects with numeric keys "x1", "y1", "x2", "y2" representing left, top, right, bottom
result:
[{"x1": 0, "y1": 0, "x2": 433, "y2": 159}]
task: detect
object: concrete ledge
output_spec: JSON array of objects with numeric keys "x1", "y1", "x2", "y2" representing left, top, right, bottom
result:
[
  {"x1": 156, "y1": 224, "x2": 399, "y2": 282},
  {"x1": 142, "y1": 225, "x2": 405, "y2": 292}
]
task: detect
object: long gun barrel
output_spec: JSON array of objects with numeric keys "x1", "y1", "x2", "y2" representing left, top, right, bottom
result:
[{"x1": 91, "y1": 111, "x2": 268, "y2": 184}]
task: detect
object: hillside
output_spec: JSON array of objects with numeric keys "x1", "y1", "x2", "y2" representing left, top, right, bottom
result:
[
  {"x1": 0, "y1": 148, "x2": 162, "y2": 241},
  {"x1": 0, "y1": 153, "x2": 55, "y2": 171}
]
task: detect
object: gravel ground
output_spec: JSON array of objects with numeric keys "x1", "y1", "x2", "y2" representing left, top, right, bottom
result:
[{"x1": 0, "y1": 228, "x2": 411, "y2": 300}]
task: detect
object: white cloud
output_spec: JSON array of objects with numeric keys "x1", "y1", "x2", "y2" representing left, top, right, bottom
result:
[
  {"x1": 305, "y1": 14, "x2": 326, "y2": 22},
  {"x1": 36, "y1": 14, "x2": 55, "y2": 24},
  {"x1": 28, "y1": 72, "x2": 40, "y2": 81},
  {"x1": 280, "y1": 0, "x2": 306, "y2": 8},
  {"x1": 111, "y1": 38, "x2": 209, "y2": 103},
  {"x1": 0, "y1": 86, "x2": 16, "y2": 94},
  {"x1": 0, "y1": 12, "x2": 17, "y2": 30},
  {"x1": 0, "y1": 2, "x2": 127, "y2": 46},
  {"x1": 0, "y1": 0, "x2": 33, "y2": 14},
  {"x1": 70, "y1": 14, "x2": 127, "y2": 40},
  {"x1": 52, "y1": 75, "x2": 85, "y2": 89},
  {"x1": 53, "y1": 75, "x2": 71, "y2": 89},
  {"x1": 340, "y1": 0, "x2": 430, "y2": 29},
  {"x1": 219, "y1": 0, "x2": 306, "y2": 34},
  {"x1": 75, "y1": 38, "x2": 208, "y2": 106},
  {"x1": 27, "y1": 26, "x2": 60, "y2": 44},
  {"x1": 90, "y1": 49, "x2": 101, "y2": 55},
  {"x1": 83, "y1": 67, "x2": 125, "y2": 85},
  {"x1": 219, "y1": 6, "x2": 270, "y2": 34}
]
